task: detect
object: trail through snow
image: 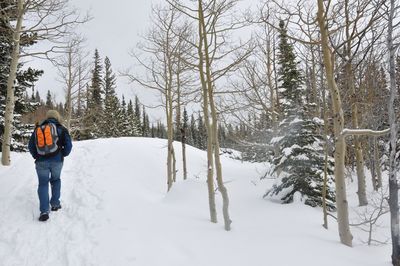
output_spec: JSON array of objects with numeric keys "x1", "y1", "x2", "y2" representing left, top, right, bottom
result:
[{"x1": 0, "y1": 138, "x2": 391, "y2": 266}]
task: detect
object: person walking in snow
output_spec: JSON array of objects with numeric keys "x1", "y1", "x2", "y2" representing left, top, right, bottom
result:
[{"x1": 28, "y1": 110, "x2": 72, "y2": 222}]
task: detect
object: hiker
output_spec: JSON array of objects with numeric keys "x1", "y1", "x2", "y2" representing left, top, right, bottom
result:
[{"x1": 28, "y1": 110, "x2": 73, "y2": 222}]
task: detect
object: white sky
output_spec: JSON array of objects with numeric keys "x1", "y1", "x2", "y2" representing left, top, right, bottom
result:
[
  {"x1": 30, "y1": 0, "x2": 162, "y2": 119},
  {"x1": 29, "y1": 0, "x2": 259, "y2": 121}
]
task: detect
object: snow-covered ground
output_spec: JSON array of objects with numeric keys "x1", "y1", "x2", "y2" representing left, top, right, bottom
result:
[{"x1": 0, "y1": 138, "x2": 391, "y2": 265}]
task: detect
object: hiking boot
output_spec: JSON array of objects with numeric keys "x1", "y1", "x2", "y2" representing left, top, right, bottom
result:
[
  {"x1": 51, "y1": 205, "x2": 62, "y2": 211},
  {"x1": 39, "y1": 212, "x2": 49, "y2": 222}
]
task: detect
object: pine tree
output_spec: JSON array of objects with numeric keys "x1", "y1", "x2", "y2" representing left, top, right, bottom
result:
[
  {"x1": 83, "y1": 49, "x2": 103, "y2": 139},
  {"x1": 277, "y1": 20, "x2": 303, "y2": 116},
  {"x1": 118, "y1": 95, "x2": 131, "y2": 136},
  {"x1": 265, "y1": 19, "x2": 335, "y2": 210},
  {"x1": 196, "y1": 113, "x2": 207, "y2": 150},
  {"x1": 182, "y1": 108, "x2": 190, "y2": 144},
  {"x1": 189, "y1": 114, "x2": 197, "y2": 146},
  {"x1": 142, "y1": 106, "x2": 150, "y2": 137},
  {"x1": 91, "y1": 49, "x2": 103, "y2": 107},
  {"x1": 134, "y1": 95, "x2": 142, "y2": 134},
  {"x1": 102, "y1": 57, "x2": 120, "y2": 137},
  {"x1": 45, "y1": 90, "x2": 53, "y2": 109},
  {"x1": 0, "y1": 3, "x2": 43, "y2": 151}
]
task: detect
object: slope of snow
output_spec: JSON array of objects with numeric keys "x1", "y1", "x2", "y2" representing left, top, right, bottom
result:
[{"x1": 0, "y1": 137, "x2": 391, "y2": 265}]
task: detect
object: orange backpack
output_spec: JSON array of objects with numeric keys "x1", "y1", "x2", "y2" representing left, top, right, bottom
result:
[{"x1": 35, "y1": 122, "x2": 60, "y2": 157}]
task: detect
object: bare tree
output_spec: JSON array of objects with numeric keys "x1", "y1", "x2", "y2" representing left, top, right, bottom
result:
[
  {"x1": 124, "y1": 5, "x2": 193, "y2": 192},
  {"x1": 1, "y1": 0, "x2": 89, "y2": 165},
  {"x1": 167, "y1": 0, "x2": 253, "y2": 230},
  {"x1": 55, "y1": 36, "x2": 88, "y2": 131},
  {"x1": 316, "y1": 0, "x2": 353, "y2": 247},
  {"x1": 386, "y1": 0, "x2": 400, "y2": 264}
]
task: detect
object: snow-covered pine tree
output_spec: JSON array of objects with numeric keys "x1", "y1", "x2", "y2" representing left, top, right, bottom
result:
[
  {"x1": 127, "y1": 99, "x2": 140, "y2": 136},
  {"x1": 265, "y1": 20, "x2": 335, "y2": 210},
  {"x1": 83, "y1": 49, "x2": 103, "y2": 139},
  {"x1": 182, "y1": 108, "x2": 190, "y2": 144},
  {"x1": 0, "y1": 2, "x2": 42, "y2": 151},
  {"x1": 141, "y1": 106, "x2": 150, "y2": 137},
  {"x1": 134, "y1": 96, "x2": 142, "y2": 135},
  {"x1": 196, "y1": 113, "x2": 207, "y2": 150},
  {"x1": 102, "y1": 57, "x2": 120, "y2": 138},
  {"x1": 45, "y1": 90, "x2": 53, "y2": 109},
  {"x1": 189, "y1": 113, "x2": 196, "y2": 146},
  {"x1": 118, "y1": 95, "x2": 131, "y2": 137}
]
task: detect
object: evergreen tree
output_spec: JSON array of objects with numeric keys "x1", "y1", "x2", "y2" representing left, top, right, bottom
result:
[
  {"x1": 45, "y1": 90, "x2": 53, "y2": 109},
  {"x1": 0, "y1": 2, "x2": 43, "y2": 151},
  {"x1": 142, "y1": 106, "x2": 150, "y2": 137},
  {"x1": 265, "y1": 19, "x2": 335, "y2": 210},
  {"x1": 266, "y1": 115, "x2": 336, "y2": 210},
  {"x1": 183, "y1": 108, "x2": 190, "y2": 144},
  {"x1": 102, "y1": 57, "x2": 120, "y2": 137},
  {"x1": 189, "y1": 114, "x2": 197, "y2": 146},
  {"x1": 277, "y1": 20, "x2": 303, "y2": 116},
  {"x1": 134, "y1": 95, "x2": 142, "y2": 133},
  {"x1": 91, "y1": 49, "x2": 103, "y2": 107},
  {"x1": 127, "y1": 99, "x2": 140, "y2": 136},
  {"x1": 118, "y1": 95, "x2": 131, "y2": 136},
  {"x1": 83, "y1": 49, "x2": 103, "y2": 139},
  {"x1": 196, "y1": 113, "x2": 207, "y2": 150}
]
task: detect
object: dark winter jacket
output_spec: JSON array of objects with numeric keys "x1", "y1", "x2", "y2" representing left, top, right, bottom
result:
[{"x1": 28, "y1": 118, "x2": 73, "y2": 162}]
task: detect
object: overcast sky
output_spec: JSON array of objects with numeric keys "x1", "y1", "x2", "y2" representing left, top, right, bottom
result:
[
  {"x1": 30, "y1": 0, "x2": 163, "y2": 118},
  {"x1": 29, "y1": 0, "x2": 258, "y2": 121}
]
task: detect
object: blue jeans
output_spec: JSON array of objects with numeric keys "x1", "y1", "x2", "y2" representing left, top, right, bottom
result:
[{"x1": 35, "y1": 161, "x2": 63, "y2": 213}]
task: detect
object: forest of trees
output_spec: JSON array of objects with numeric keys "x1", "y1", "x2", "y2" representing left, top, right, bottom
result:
[{"x1": 1, "y1": 0, "x2": 400, "y2": 264}]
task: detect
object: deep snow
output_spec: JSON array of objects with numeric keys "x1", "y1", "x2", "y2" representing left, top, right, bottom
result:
[{"x1": 0, "y1": 138, "x2": 391, "y2": 265}]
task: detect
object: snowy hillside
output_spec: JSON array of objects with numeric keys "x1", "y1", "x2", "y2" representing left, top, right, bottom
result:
[{"x1": 0, "y1": 138, "x2": 391, "y2": 266}]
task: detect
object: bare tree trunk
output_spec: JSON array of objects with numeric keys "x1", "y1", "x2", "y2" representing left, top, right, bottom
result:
[
  {"x1": 65, "y1": 49, "x2": 73, "y2": 130},
  {"x1": 321, "y1": 54, "x2": 329, "y2": 229},
  {"x1": 181, "y1": 127, "x2": 188, "y2": 180},
  {"x1": 387, "y1": 0, "x2": 400, "y2": 263},
  {"x1": 374, "y1": 137, "x2": 383, "y2": 189},
  {"x1": 310, "y1": 45, "x2": 320, "y2": 117},
  {"x1": 199, "y1": 1, "x2": 231, "y2": 230},
  {"x1": 343, "y1": 0, "x2": 367, "y2": 206},
  {"x1": 176, "y1": 70, "x2": 188, "y2": 180},
  {"x1": 1, "y1": 0, "x2": 24, "y2": 166},
  {"x1": 166, "y1": 91, "x2": 175, "y2": 191},
  {"x1": 369, "y1": 137, "x2": 378, "y2": 191},
  {"x1": 198, "y1": 2, "x2": 217, "y2": 223},
  {"x1": 317, "y1": 0, "x2": 353, "y2": 246}
]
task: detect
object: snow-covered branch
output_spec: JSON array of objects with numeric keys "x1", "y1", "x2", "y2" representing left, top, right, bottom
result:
[{"x1": 341, "y1": 128, "x2": 390, "y2": 137}]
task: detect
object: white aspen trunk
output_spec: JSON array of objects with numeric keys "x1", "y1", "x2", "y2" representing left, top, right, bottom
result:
[
  {"x1": 344, "y1": 0, "x2": 367, "y2": 206},
  {"x1": 66, "y1": 49, "x2": 73, "y2": 131},
  {"x1": 387, "y1": 0, "x2": 400, "y2": 263},
  {"x1": 1, "y1": 0, "x2": 24, "y2": 166},
  {"x1": 198, "y1": 1, "x2": 217, "y2": 223},
  {"x1": 374, "y1": 137, "x2": 382, "y2": 189},
  {"x1": 317, "y1": 0, "x2": 353, "y2": 246},
  {"x1": 369, "y1": 138, "x2": 378, "y2": 191},
  {"x1": 200, "y1": 1, "x2": 231, "y2": 230},
  {"x1": 166, "y1": 91, "x2": 175, "y2": 191},
  {"x1": 310, "y1": 45, "x2": 320, "y2": 117},
  {"x1": 320, "y1": 47, "x2": 328, "y2": 229},
  {"x1": 77, "y1": 64, "x2": 82, "y2": 117},
  {"x1": 182, "y1": 132, "x2": 188, "y2": 180},
  {"x1": 266, "y1": 31, "x2": 279, "y2": 157},
  {"x1": 176, "y1": 70, "x2": 188, "y2": 180}
]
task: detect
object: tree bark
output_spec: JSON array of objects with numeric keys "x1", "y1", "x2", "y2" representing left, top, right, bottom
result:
[
  {"x1": 199, "y1": 0, "x2": 232, "y2": 230},
  {"x1": 374, "y1": 137, "x2": 382, "y2": 189},
  {"x1": 317, "y1": 0, "x2": 353, "y2": 246},
  {"x1": 387, "y1": 0, "x2": 400, "y2": 263},
  {"x1": 1, "y1": 0, "x2": 24, "y2": 166},
  {"x1": 198, "y1": 1, "x2": 217, "y2": 223}
]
